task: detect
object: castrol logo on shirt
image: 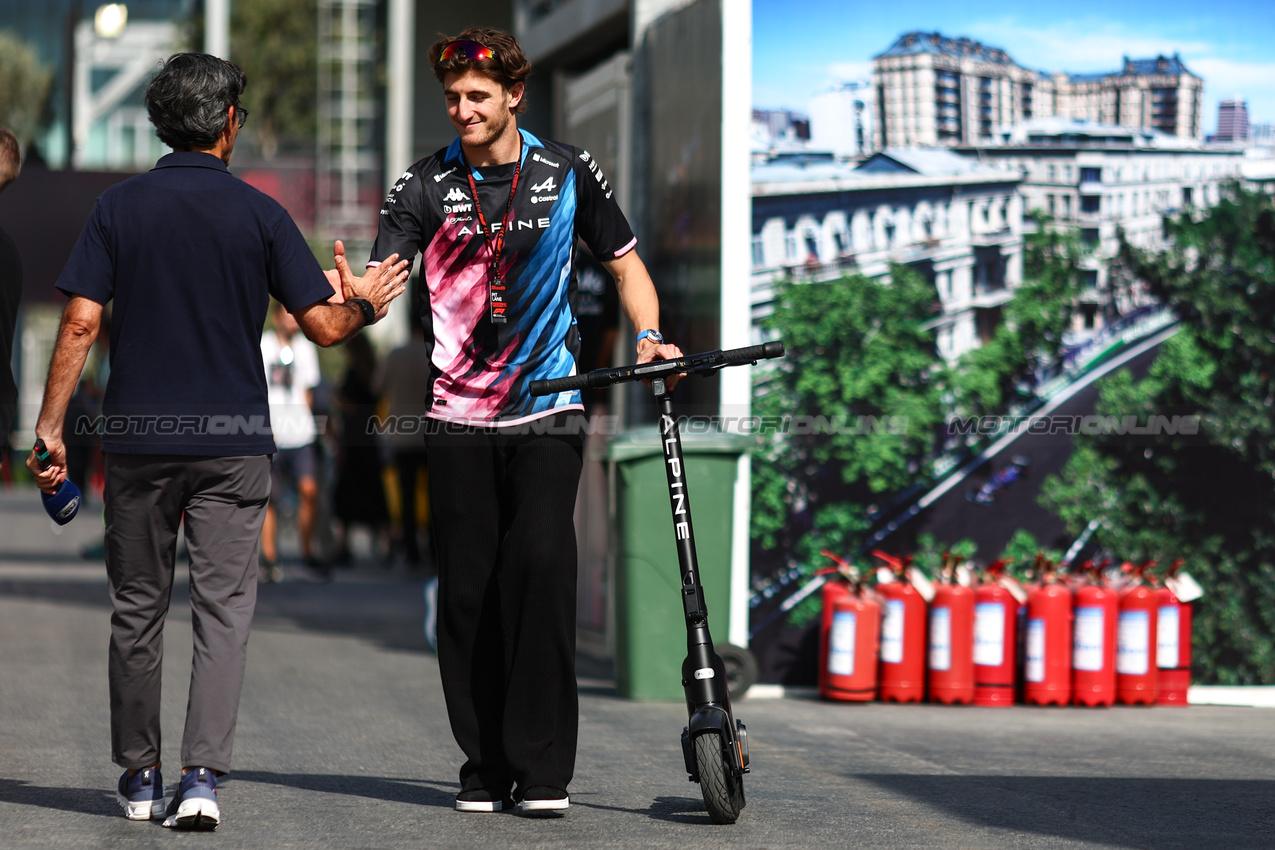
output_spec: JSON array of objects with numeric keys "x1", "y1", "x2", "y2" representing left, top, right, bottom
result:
[{"x1": 530, "y1": 177, "x2": 559, "y2": 204}]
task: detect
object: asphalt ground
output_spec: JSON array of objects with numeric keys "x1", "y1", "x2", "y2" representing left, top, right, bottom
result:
[{"x1": 3, "y1": 489, "x2": 1275, "y2": 849}]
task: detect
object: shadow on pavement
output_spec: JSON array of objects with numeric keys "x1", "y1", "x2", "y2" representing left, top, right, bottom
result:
[
  {"x1": 0, "y1": 576, "x2": 623, "y2": 688},
  {"x1": 0, "y1": 574, "x2": 432, "y2": 654},
  {"x1": 229, "y1": 771, "x2": 456, "y2": 808},
  {"x1": 228, "y1": 774, "x2": 712, "y2": 824},
  {"x1": 857, "y1": 774, "x2": 1275, "y2": 848},
  {"x1": 0, "y1": 579, "x2": 109, "y2": 609},
  {"x1": 0, "y1": 778, "x2": 117, "y2": 818},
  {"x1": 569, "y1": 794, "x2": 713, "y2": 824}
]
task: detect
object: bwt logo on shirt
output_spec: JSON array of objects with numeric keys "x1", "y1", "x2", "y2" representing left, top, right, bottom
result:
[{"x1": 443, "y1": 187, "x2": 469, "y2": 202}]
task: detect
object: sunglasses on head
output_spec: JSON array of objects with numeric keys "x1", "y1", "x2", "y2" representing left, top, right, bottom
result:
[{"x1": 437, "y1": 40, "x2": 495, "y2": 63}]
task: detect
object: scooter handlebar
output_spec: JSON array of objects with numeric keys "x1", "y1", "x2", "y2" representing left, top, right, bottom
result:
[{"x1": 529, "y1": 340, "x2": 785, "y2": 397}]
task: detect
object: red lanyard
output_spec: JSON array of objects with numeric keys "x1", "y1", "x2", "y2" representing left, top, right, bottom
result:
[{"x1": 465, "y1": 156, "x2": 521, "y2": 325}]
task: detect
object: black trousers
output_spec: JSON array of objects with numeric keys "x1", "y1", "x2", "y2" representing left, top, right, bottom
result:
[{"x1": 425, "y1": 413, "x2": 583, "y2": 798}]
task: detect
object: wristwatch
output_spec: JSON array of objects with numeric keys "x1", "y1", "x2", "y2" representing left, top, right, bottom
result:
[
  {"x1": 636, "y1": 328, "x2": 664, "y2": 347},
  {"x1": 349, "y1": 298, "x2": 376, "y2": 326}
]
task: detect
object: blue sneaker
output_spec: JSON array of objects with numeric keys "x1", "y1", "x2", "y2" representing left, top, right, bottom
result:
[
  {"x1": 116, "y1": 767, "x2": 165, "y2": 820},
  {"x1": 161, "y1": 768, "x2": 220, "y2": 830}
]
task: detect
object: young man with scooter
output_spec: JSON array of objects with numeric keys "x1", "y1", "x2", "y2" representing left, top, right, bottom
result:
[{"x1": 366, "y1": 27, "x2": 680, "y2": 814}]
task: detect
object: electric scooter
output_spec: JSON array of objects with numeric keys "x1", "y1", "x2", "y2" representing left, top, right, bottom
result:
[{"x1": 531, "y1": 340, "x2": 785, "y2": 824}]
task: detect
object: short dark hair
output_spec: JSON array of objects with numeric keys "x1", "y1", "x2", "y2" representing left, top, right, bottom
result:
[
  {"x1": 0, "y1": 128, "x2": 20, "y2": 194},
  {"x1": 145, "y1": 53, "x2": 247, "y2": 150},
  {"x1": 429, "y1": 27, "x2": 532, "y2": 114}
]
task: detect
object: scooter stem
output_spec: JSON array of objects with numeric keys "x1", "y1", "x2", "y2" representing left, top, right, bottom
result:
[{"x1": 652, "y1": 389, "x2": 732, "y2": 711}]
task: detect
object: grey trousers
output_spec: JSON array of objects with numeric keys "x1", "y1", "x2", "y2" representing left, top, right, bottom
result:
[{"x1": 103, "y1": 453, "x2": 270, "y2": 774}]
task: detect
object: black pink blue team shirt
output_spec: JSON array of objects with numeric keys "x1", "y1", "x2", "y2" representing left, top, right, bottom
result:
[{"x1": 368, "y1": 129, "x2": 636, "y2": 427}]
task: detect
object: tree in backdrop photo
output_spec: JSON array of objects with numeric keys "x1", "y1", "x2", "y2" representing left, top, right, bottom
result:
[{"x1": 1041, "y1": 185, "x2": 1275, "y2": 684}]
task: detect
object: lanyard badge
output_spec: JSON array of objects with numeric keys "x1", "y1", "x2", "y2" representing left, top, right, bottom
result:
[{"x1": 465, "y1": 158, "x2": 521, "y2": 325}]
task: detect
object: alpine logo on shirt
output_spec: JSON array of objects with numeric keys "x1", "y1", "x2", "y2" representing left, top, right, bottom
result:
[{"x1": 530, "y1": 177, "x2": 559, "y2": 204}]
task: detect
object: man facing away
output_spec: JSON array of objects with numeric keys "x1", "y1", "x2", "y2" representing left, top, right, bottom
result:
[
  {"x1": 26, "y1": 53, "x2": 408, "y2": 830},
  {"x1": 367, "y1": 27, "x2": 681, "y2": 815},
  {"x1": 0, "y1": 127, "x2": 22, "y2": 469}
]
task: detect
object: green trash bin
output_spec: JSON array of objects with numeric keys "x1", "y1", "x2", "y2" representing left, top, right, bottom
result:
[{"x1": 607, "y1": 426, "x2": 749, "y2": 701}]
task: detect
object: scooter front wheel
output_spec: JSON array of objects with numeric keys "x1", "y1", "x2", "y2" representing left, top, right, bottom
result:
[{"x1": 693, "y1": 732, "x2": 744, "y2": 824}]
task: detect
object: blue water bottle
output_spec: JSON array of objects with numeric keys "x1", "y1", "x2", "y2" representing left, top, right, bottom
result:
[{"x1": 34, "y1": 438, "x2": 81, "y2": 525}]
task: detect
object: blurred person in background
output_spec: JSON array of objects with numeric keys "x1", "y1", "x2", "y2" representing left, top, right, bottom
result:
[
  {"x1": 259, "y1": 300, "x2": 322, "y2": 580},
  {"x1": 0, "y1": 127, "x2": 22, "y2": 474},
  {"x1": 377, "y1": 318, "x2": 432, "y2": 568},
  {"x1": 331, "y1": 332, "x2": 390, "y2": 565},
  {"x1": 25, "y1": 53, "x2": 407, "y2": 829}
]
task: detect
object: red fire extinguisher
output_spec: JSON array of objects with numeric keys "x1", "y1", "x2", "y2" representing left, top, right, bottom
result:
[
  {"x1": 1072, "y1": 559, "x2": 1117, "y2": 707},
  {"x1": 928, "y1": 552, "x2": 975, "y2": 705},
  {"x1": 974, "y1": 559, "x2": 1017, "y2": 706},
  {"x1": 873, "y1": 550, "x2": 926, "y2": 703},
  {"x1": 1117, "y1": 560, "x2": 1159, "y2": 706},
  {"x1": 1023, "y1": 556, "x2": 1072, "y2": 706},
  {"x1": 1155, "y1": 559, "x2": 1192, "y2": 706},
  {"x1": 817, "y1": 551, "x2": 882, "y2": 702}
]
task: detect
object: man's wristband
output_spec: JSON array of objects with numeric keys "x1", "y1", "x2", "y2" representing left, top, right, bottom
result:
[
  {"x1": 636, "y1": 328, "x2": 663, "y2": 347},
  {"x1": 349, "y1": 298, "x2": 376, "y2": 326}
]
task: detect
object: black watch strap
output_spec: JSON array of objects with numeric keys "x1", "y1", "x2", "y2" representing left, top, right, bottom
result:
[{"x1": 349, "y1": 298, "x2": 376, "y2": 326}]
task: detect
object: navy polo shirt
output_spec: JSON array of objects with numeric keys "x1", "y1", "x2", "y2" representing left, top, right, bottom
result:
[{"x1": 55, "y1": 151, "x2": 334, "y2": 456}]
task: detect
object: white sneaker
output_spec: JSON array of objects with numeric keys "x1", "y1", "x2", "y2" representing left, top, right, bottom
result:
[
  {"x1": 519, "y1": 786, "x2": 569, "y2": 814},
  {"x1": 455, "y1": 789, "x2": 511, "y2": 812}
]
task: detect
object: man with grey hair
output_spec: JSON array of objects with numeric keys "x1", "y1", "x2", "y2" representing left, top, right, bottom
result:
[
  {"x1": 26, "y1": 53, "x2": 409, "y2": 830},
  {"x1": 0, "y1": 127, "x2": 21, "y2": 467}
]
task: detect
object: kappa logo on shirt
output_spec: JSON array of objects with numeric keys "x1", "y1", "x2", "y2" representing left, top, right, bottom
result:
[{"x1": 441, "y1": 185, "x2": 473, "y2": 214}]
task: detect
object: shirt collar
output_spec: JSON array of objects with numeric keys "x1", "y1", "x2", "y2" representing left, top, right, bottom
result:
[
  {"x1": 445, "y1": 128, "x2": 543, "y2": 169},
  {"x1": 152, "y1": 151, "x2": 231, "y2": 173}
]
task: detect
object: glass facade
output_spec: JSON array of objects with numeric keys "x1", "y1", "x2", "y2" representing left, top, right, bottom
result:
[{"x1": 0, "y1": 0, "x2": 193, "y2": 168}]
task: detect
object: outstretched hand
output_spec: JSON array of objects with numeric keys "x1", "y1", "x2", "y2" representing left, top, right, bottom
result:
[{"x1": 328, "y1": 239, "x2": 410, "y2": 321}]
